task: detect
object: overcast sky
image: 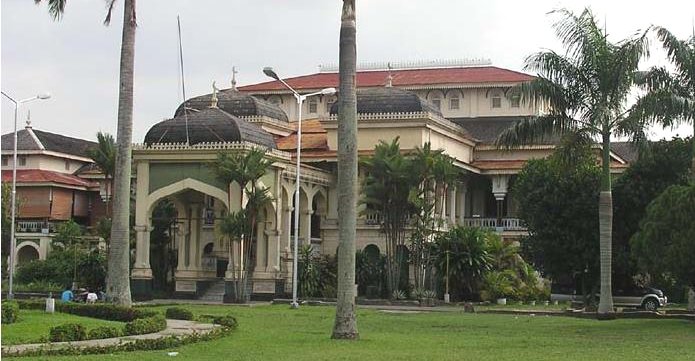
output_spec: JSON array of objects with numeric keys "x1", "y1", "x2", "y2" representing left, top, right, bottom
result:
[{"x1": 2, "y1": 0, "x2": 694, "y2": 143}]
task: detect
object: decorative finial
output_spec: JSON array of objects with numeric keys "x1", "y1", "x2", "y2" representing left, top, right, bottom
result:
[
  {"x1": 211, "y1": 81, "x2": 219, "y2": 108},
  {"x1": 231, "y1": 66, "x2": 238, "y2": 91},
  {"x1": 25, "y1": 110, "x2": 32, "y2": 128},
  {"x1": 385, "y1": 62, "x2": 393, "y2": 87}
]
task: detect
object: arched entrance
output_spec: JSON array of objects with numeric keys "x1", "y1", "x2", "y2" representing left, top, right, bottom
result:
[{"x1": 17, "y1": 244, "x2": 39, "y2": 265}]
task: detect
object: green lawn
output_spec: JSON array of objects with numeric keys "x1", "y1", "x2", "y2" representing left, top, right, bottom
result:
[
  {"x1": 9, "y1": 304, "x2": 694, "y2": 361},
  {"x1": 2, "y1": 310, "x2": 124, "y2": 345}
]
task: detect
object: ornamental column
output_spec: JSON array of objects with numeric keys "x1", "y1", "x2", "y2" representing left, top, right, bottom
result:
[
  {"x1": 491, "y1": 175, "x2": 510, "y2": 230},
  {"x1": 132, "y1": 224, "x2": 152, "y2": 277},
  {"x1": 448, "y1": 185, "x2": 457, "y2": 225},
  {"x1": 458, "y1": 180, "x2": 468, "y2": 226}
]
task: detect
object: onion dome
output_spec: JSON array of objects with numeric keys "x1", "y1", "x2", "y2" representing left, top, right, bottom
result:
[
  {"x1": 174, "y1": 89, "x2": 288, "y2": 122},
  {"x1": 329, "y1": 87, "x2": 442, "y2": 116},
  {"x1": 144, "y1": 107, "x2": 276, "y2": 148}
]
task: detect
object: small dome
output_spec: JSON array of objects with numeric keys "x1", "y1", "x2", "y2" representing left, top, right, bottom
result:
[
  {"x1": 145, "y1": 107, "x2": 276, "y2": 148},
  {"x1": 175, "y1": 89, "x2": 288, "y2": 122},
  {"x1": 329, "y1": 87, "x2": 442, "y2": 116}
]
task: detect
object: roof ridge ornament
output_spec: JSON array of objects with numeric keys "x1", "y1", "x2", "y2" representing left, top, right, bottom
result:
[
  {"x1": 211, "y1": 81, "x2": 219, "y2": 108},
  {"x1": 231, "y1": 66, "x2": 238, "y2": 91},
  {"x1": 318, "y1": 58, "x2": 493, "y2": 73}
]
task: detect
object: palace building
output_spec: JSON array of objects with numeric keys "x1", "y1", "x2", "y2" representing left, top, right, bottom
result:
[{"x1": 127, "y1": 60, "x2": 636, "y2": 301}]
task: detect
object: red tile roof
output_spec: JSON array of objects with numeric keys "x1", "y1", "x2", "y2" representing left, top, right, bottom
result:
[
  {"x1": 239, "y1": 66, "x2": 534, "y2": 92},
  {"x1": 2, "y1": 169, "x2": 96, "y2": 188}
]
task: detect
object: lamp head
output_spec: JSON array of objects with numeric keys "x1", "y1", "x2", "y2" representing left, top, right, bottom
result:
[
  {"x1": 320, "y1": 87, "x2": 336, "y2": 95},
  {"x1": 262, "y1": 67, "x2": 279, "y2": 80},
  {"x1": 37, "y1": 92, "x2": 51, "y2": 100}
]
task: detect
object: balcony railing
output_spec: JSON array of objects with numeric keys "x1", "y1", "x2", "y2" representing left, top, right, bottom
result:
[
  {"x1": 16, "y1": 221, "x2": 58, "y2": 234},
  {"x1": 463, "y1": 218, "x2": 526, "y2": 231}
]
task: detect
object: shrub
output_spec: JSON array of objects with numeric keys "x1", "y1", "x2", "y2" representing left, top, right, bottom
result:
[
  {"x1": 16, "y1": 300, "x2": 157, "y2": 322},
  {"x1": 165, "y1": 307, "x2": 193, "y2": 320},
  {"x1": 88, "y1": 326, "x2": 123, "y2": 340},
  {"x1": 391, "y1": 289, "x2": 406, "y2": 300},
  {"x1": 13, "y1": 280, "x2": 63, "y2": 293},
  {"x1": 14, "y1": 248, "x2": 106, "y2": 291},
  {"x1": 213, "y1": 315, "x2": 238, "y2": 329},
  {"x1": 2, "y1": 300, "x2": 19, "y2": 323},
  {"x1": 49, "y1": 323, "x2": 86, "y2": 342},
  {"x1": 124, "y1": 315, "x2": 167, "y2": 336}
]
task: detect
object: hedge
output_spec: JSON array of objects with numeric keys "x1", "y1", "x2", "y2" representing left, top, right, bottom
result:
[
  {"x1": 165, "y1": 307, "x2": 194, "y2": 320},
  {"x1": 16, "y1": 299, "x2": 157, "y2": 322},
  {"x1": 2, "y1": 300, "x2": 19, "y2": 324},
  {"x1": 88, "y1": 326, "x2": 123, "y2": 340},
  {"x1": 49, "y1": 323, "x2": 87, "y2": 342},
  {"x1": 124, "y1": 315, "x2": 167, "y2": 336}
]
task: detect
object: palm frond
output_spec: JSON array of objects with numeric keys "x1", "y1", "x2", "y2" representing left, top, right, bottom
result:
[
  {"x1": 655, "y1": 26, "x2": 693, "y2": 79},
  {"x1": 34, "y1": 0, "x2": 66, "y2": 20},
  {"x1": 496, "y1": 114, "x2": 577, "y2": 149}
]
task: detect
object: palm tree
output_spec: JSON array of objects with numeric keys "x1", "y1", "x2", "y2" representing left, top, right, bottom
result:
[
  {"x1": 211, "y1": 148, "x2": 273, "y2": 303},
  {"x1": 631, "y1": 27, "x2": 695, "y2": 180},
  {"x1": 332, "y1": 0, "x2": 359, "y2": 340},
  {"x1": 497, "y1": 8, "x2": 650, "y2": 317},
  {"x1": 409, "y1": 143, "x2": 458, "y2": 291},
  {"x1": 361, "y1": 137, "x2": 416, "y2": 295},
  {"x1": 87, "y1": 132, "x2": 116, "y2": 216},
  {"x1": 36, "y1": 0, "x2": 137, "y2": 306}
]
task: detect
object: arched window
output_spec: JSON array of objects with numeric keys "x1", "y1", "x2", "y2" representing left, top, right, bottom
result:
[
  {"x1": 491, "y1": 91, "x2": 502, "y2": 109},
  {"x1": 431, "y1": 95, "x2": 442, "y2": 110}
]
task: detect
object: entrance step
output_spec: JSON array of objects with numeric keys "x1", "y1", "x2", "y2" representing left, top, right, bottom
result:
[{"x1": 199, "y1": 280, "x2": 225, "y2": 302}]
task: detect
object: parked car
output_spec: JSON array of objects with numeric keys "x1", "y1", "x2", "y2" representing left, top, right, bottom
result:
[{"x1": 551, "y1": 286, "x2": 668, "y2": 311}]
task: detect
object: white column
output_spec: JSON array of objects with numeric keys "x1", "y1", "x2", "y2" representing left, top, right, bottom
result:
[
  {"x1": 448, "y1": 185, "x2": 457, "y2": 225},
  {"x1": 491, "y1": 175, "x2": 510, "y2": 229},
  {"x1": 132, "y1": 224, "x2": 152, "y2": 277},
  {"x1": 189, "y1": 203, "x2": 201, "y2": 270},
  {"x1": 458, "y1": 181, "x2": 468, "y2": 225},
  {"x1": 255, "y1": 220, "x2": 267, "y2": 269}
]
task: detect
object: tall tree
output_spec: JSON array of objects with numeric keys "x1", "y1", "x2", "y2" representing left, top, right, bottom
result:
[
  {"x1": 631, "y1": 27, "x2": 695, "y2": 179},
  {"x1": 87, "y1": 132, "x2": 116, "y2": 216},
  {"x1": 361, "y1": 137, "x2": 415, "y2": 295},
  {"x1": 332, "y1": 0, "x2": 359, "y2": 340},
  {"x1": 35, "y1": 0, "x2": 137, "y2": 306},
  {"x1": 212, "y1": 149, "x2": 272, "y2": 303},
  {"x1": 497, "y1": 9, "x2": 650, "y2": 317}
]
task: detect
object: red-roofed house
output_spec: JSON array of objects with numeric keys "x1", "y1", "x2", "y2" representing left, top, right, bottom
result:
[{"x1": 1, "y1": 124, "x2": 109, "y2": 264}]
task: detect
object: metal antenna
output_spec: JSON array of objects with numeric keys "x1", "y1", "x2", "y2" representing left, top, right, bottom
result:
[{"x1": 177, "y1": 15, "x2": 190, "y2": 146}]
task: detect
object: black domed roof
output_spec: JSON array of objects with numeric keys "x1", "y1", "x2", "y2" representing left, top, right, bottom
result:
[
  {"x1": 329, "y1": 87, "x2": 442, "y2": 116},
  {"x1": 145, "y1": 107, "x2": 276, "y2": 148},
  {"x1": 175, "y1": 89, "x2": 288, "y2": 122}
]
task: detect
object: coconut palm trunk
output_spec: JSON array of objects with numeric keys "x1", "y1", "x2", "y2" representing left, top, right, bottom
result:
[
  {"x1": 332, "y1": 0, "x2": 358, "y2": 340},
  {"x1": 106, "y1": 0, "x2": 136, "y2": 306},
  {"x1": 597, "y1": 132, "x2": 614, "y2": 315}
]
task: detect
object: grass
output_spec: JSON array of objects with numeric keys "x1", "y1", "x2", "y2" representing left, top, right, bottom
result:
[
  {"x1": 9, "y1": 304, "x2": 694, "y2": 361},
  {"x1": 1, "y1": 310, "x2": 124, "y2": 346}
]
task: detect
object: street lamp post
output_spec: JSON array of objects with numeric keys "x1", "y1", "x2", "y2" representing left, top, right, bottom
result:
[
  {"x1": 263, "y1": 67, "x2": 335, "y2": 309},
  {"x1": 1, "y1": 91, "x2": 51, "y2": 300}
]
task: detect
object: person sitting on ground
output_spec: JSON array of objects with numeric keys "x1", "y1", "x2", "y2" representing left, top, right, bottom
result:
[
  {"x1": 60, "y1": 287, "x2": 73, "y2": 302},
  {"x1": 86, "y1": 289, "x2": 98, "y2": 304}
]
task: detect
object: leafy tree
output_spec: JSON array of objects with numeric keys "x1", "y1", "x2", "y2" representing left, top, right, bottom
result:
[
  {"x1": 513, "y1": 138, "x2": 601, "y2": 303},
  {"x1": 431, "y1": 226, "x2": 493, "y2": 301},
  {"x1": 149, "y1": 200, "x2": 177, "y2": 291},
  {"x1": 36, "y1": 0, "x2": 138, "y2": 306},
  {"x1": 333, "y1": 0, "x2": 359, "y2": 340},
  {"x1": 631, "y1": 27, "x2": 695, "y2": 180},
  {"x1": 497, "y1": 9, "x2": 651, "y2": 315},
  {"x1": 52, "y1": 220, "x2": 83, "y2": 249},
  {"x1": 297, "y1": 245, "x2": 337, "y2": 299},
  {"x1": 612, "y1": 137, "x2": 692, "y2": 288},
  {"x1": 212, "y1": 148, "x2": 272, "y2": 303},
  {"x1": 631, "y1": 184, "x2": 695, "y2": 310},
  {"x1": 361, "y1": 137, "x2": 416, "y2": 295},
  {"x1": 355, "y1": 248, "x2": 386, "y2": 298}
]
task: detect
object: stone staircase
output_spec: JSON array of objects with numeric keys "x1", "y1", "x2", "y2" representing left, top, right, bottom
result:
[{"x1": 199, "y1": 280, "x2": 226, "y2": 303}]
